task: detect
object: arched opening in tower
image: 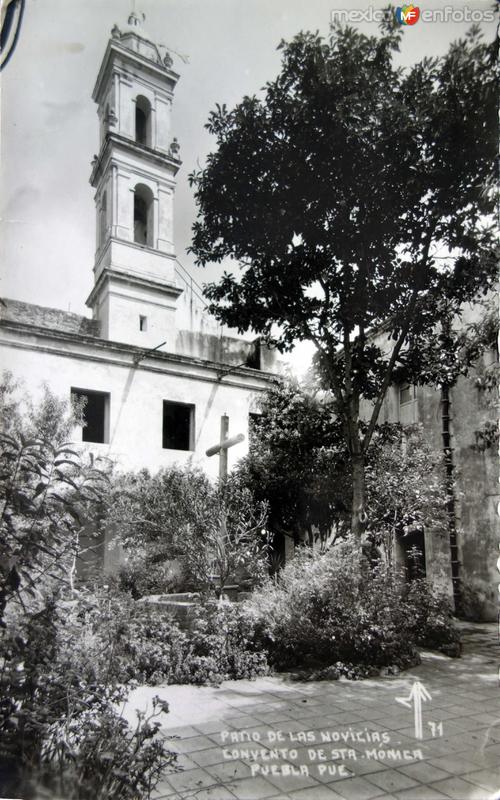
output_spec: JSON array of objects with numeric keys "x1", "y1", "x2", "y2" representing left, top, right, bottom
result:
[
  {"x1": 133, "y1": 183, "x2": 154, "y2": 246},
  {"x1": 135, "y1": 95, "x2": 152, "y2": 146},
  {"x1": 99, "y1": 190, "x2": 107, "y2": 247}
]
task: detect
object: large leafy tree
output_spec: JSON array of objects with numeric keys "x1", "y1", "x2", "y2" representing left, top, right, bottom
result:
[{"x1": 189, "y1": 16, "x2": 497, "y2": 538}]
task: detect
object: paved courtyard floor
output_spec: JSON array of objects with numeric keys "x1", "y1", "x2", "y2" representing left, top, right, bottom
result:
[{"x1": 127, "y1": 622, "x2": 500, "y2": 800}]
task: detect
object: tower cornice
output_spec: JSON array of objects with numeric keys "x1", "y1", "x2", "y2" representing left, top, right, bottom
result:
[
  {"x1": 92, "y1": 39, "x2": 180, "y2": 107},
  {"x1": 90, "y1": 132, "x2": 181, "y2": 188},
  {"x1": 86, "y1": 267, "x2": 183, "y2": 311}
]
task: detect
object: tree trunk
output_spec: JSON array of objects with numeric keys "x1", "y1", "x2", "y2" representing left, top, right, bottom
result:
[{"x1": 351, "y1": 453, "x2": 366, "y2": 540}]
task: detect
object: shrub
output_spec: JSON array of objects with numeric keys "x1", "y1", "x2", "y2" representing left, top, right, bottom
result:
[
  {"x1": 234, "y1": 379, "x2": 351, "y2": 550},
  {"x1": 243, "y1": 542, "x2": 459, "y2": 673},
  {"x1": 364, "y1": 424, "x2": 449, "y2": 565},
  {"x1": 181, "y1": 478, "x2": 270, "y2": 597},
  {"x1": 459, "y1": 581, "x2": 490, "y2": 621},
  {"x1": 107, "y1": 467, "x2": 269, "y2": 596},
  {"x1": 0, "y1": 403, "x2": 109, "y2": 622},
  {"x1": 403, "y1": 578, "x2": 461, "y2": 655},
  {"x1": 39, "y1": 699, "x2": 171, "y2": 800},
  {"x1": 0, "y1": 595, "x2": 176, "y2": 800},
  {"x1": 0, "y1": 380, "x2": 176, "y2": 799},
  {"x1": 187, "y1": 602, "x2": 270, "y2": 683},
  {"x1": 92, "y1": 594, "x2": 269, "y2": 686},
  {"x1": 117, "y1": 560, "x2": 185, "y2": 599}
]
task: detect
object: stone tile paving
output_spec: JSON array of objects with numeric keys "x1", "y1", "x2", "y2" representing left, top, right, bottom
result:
[{"x1": 125, "y1": 622, "x2": 500, "y2": 800}]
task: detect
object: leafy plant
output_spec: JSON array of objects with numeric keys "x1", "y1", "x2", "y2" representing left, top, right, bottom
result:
[
  {"x1": 473, "y1": 420, "x2": 499, "y2": 452},
  {"x1": 109, "y1": 466, "x2": 212, "y2": 563},
  {"x1": 0, "y1": 379, "x2": 177, "y2": 799},
  {"x1": 364, "y1": 424, "x2": 449, "y2": 564},
  {"x1": 0, "y1": 596, "x2": 176, "y2": 800},
  {"x1": 235, "y1": 379, "x2": 351, "y2": 551},
  {"x1": 403, "y1": 578, "x2": 461, "y2": 656},
  {"x1": 182, "y1": 478, "x2": 269, "y2": 596},
  {"x1": 236, "y1": 382, "x2": 450, "y2": 574},
  {"x1": 87, "y1": 593, "x2": 269, "y2": 686},
  {"x1": 243, "y1": 542, "x2": 459, "y2": 672},
  {"x1": 108, "y1": 467, "x2": 269, "y2": 596},
  {"x1": 117, "y1": 560, "x2": 184, "y2": 599},
  {"x1": 0, "y1": 430, "x2": 109, "y2": 620}
]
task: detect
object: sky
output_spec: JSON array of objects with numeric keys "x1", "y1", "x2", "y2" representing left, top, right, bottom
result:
[{"x1": 0, "y1": 0, "x2": 496, "y2": 375}]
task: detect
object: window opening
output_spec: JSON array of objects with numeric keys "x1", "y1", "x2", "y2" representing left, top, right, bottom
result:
[
  {"x1": 71, "y1": 389, "x2": 109, "y2": 444},
  {"x1": 162, "y1": 401, "x2": 194, "y2": 451}
]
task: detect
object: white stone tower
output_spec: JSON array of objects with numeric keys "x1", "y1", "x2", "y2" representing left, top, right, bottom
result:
[{"x1": 86, "y1": 11, "x2": 182, "y2": 350}]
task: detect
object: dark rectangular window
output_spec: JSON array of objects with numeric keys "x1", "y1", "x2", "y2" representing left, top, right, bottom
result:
[
  {"x1": 399, "y1": 384, "x2": 415, "y2": 405},
  {"x1": 71, "y1": 389, "x2": 109, "y2": 444},
  {"x1": 162, "y1": 401, "x2": 194, "y2": 451},
  {"x1": 245, "y1": 338, "x2": 261, "y2": 370},
  {"x1": 139, "y1": 315, "x2": 147, "y2": 331}
]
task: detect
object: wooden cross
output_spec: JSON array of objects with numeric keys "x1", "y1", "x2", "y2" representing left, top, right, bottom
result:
[{"x1": 206, "y1": 414, "x2": 244, "y2": 480}]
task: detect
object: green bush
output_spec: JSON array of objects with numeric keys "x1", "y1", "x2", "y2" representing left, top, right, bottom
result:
[
  {"x1": 107, "y1": 467, "x2": 269, "y2": 597},
  {"x1": 39, "y1": 699, "x2": 171, "y2": 800},
  {"x1": 458, "y1": 581, "x2": 490, "y2": 622},
  {"x1": 243, "y1": 542, "x2": 459, "y2": 672},
  {"x1": 187, "y1": 602, "x2": 270, "y2": 683},
  {"x1": 94, "y1": 594, "x2": 269, "y2": 686},
  {"x1": 117, "y1": 560, "x2": 185, "y2": 599},
  {"x1": 0, "y1": 596, "x2": 176, "y2": 800},
  {"x1": 403, "y1": 578, "x2": 461, "y2": 655},
  {"x1": 0, "y1": 380, "x2": 176, "y2": 799}
]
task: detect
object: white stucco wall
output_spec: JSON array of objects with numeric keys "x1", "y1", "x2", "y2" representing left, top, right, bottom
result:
[{"x1": 0, "y1": 327, "x2": 271, "y2": 480}]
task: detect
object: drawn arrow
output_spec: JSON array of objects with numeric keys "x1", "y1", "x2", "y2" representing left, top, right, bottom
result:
[{"x1": 396, "y1": 681, "x2": 432, "y2": 739}]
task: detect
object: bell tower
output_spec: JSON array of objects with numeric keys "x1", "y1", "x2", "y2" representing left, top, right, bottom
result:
[{"x1": 86, "y1": 11, "x2": 183, "y2": 349}]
